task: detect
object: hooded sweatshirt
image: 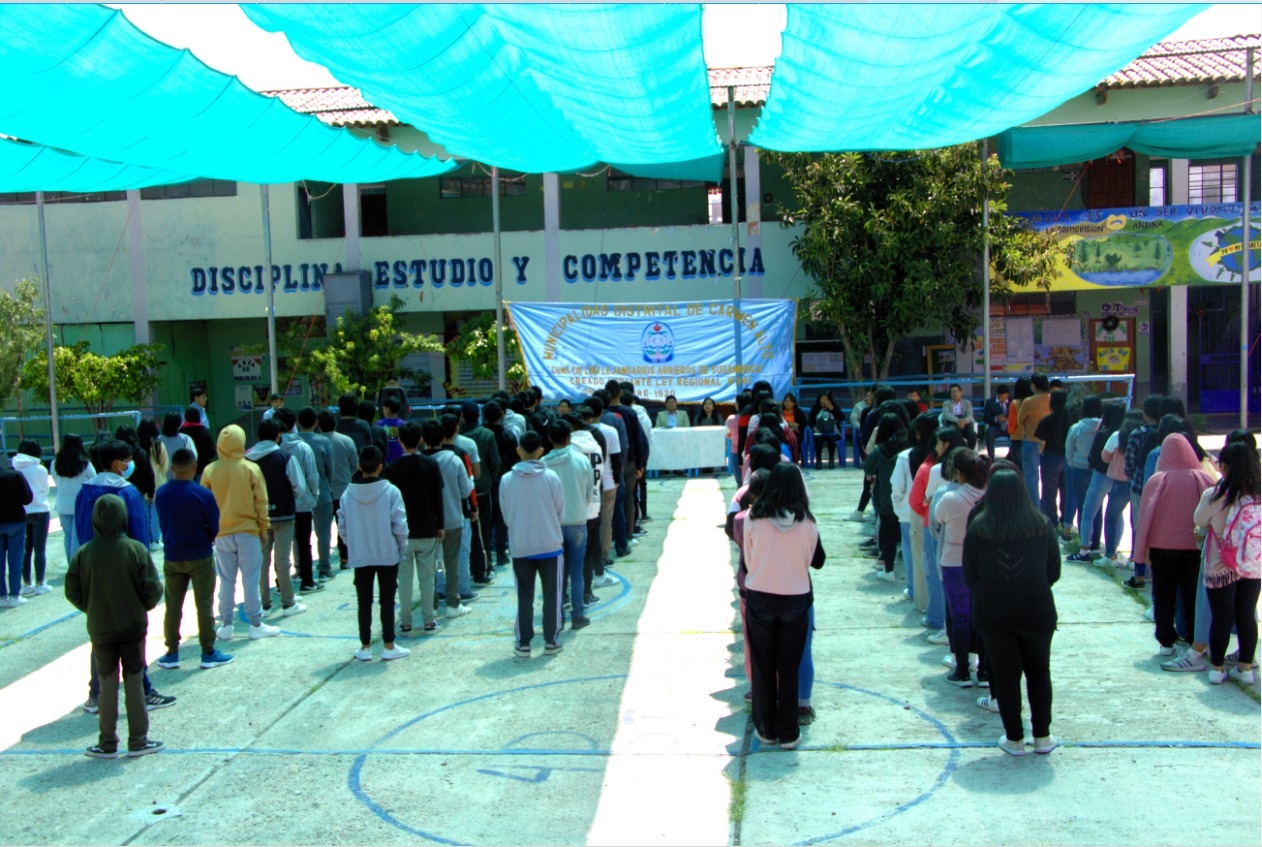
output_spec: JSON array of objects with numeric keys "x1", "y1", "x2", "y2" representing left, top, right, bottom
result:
[
  {"x1": 179, "y1": 420, "x2": 216, "y2": 476},
  {"x1": 337, "y1": 477, "x2": 408, "y2": 567},
  {"x1": 0, "y1": 465, "x2": 33, "y2": 524},
  {"x1": 12, "y1": 453, "x2": 49, "y2": 514},
  {"x1": 498, "y1": 459, "x2": 564, "y2": 559},
  {"x1": 202, "y1": 425, "x2": 270, "y2": 538},
  {"x1": 568, "y1": 430, "x2": 604, "y2": 520},
  {"x1": 64, "y1": 494, "x2": 162, "y2": 643},
  {"x1": 280, "y1": 432, "x2": 320, "y2": 512},
  {"x1": 76, "y1": 472, "x2": 149, "y2": 547},
  {"x1": 743, "y1": 511, "x2": 825, "y2": 596},
  {"x1": 932, "y1": 484, "x2": 986, "y2": 568},
  {"x1": 245, "y1": 439, "x2": 306, "y2": 523},
  {"x1": 542, "y1": 444, "x2": 597, "y2": 526},
  {"x1": 422, "y1": 447, "x2": 473, "y2": 532},
  {"x1": 1133, "y1": 434, "x2": 1216, "y2": 562},
  {"x1": 1065, "y1": 416, "x2": 1100, "y2": 470}
]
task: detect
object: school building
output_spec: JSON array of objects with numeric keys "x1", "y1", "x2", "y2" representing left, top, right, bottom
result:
[{"x1": 0, "y1": 37, "x2": 1257, "y2": 432}]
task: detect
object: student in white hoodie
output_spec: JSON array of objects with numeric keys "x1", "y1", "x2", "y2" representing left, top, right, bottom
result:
[
  {"x1": 500, "y1": 430, "x2": 566, "y2": 658},
  {"x1": 338, "y1": 445, "x2": 410, "y2": 662},
  {"x1": 13, "y1": 441, "x2": 51, "y2": 595},
  {"x1": 542, "y1": 419, "x2": 598, "y2": 630}
]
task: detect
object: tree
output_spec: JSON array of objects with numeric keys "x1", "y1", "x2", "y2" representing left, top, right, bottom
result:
[
  {"x1": 302, "y1": 295, "x2": 443, "y2": 399},
  {"x1": 0, "y1": 280, "x2": 44, "y2": 411},
  {"x1": 444, "y1": 312, "x2": 529, "y2": 393},
  {"x1": 769, "y1": 145, "x2": 1060, "y2": 387},
  {"x1": 20, "y1": 340, "x2": 163, "y2": 428}
]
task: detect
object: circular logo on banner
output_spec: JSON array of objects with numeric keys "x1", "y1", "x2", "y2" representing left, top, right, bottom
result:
[{"x1": 641, "y1": 321, "x2": 675, "y2": 364}]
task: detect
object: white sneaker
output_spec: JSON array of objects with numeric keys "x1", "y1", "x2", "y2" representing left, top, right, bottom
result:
[
  {"x1": 1229, "y1": 667, "x2": 1257, "y2": 684},
  {"x1": 591, "y1": 574, "x2": 617, "y2": 588},
  {"x1": 844, "y1": 510, "x2": 867, "y2": 523},
  {"x1": 875, "y1": 570, "x2": 896, "y2": 583},
  {"x1": 1032, "y1": 735, "x2": 1059, "y2": 754},
  {"x1": 1157, "y1": 645, "x2": 1176, "y2": 656},
  {"x1": 353, "y1": 647, "x2": 373, "y2": 662},
  {"x1": 381, "y1": 645, "x2": 411, "y2": 661},
  {"x1": 1208, "y1": 667, "x2": 1229, "y2": 684},
  {"x1": 32, "y1": 584, "x2": 52, "y2": 595},
  {"x1": 248, "y1": 622, "x2": 280, "y2": 639},
  {"x1": 998, "y1": 735, "x2": 1028, "y2": 756},
  {"x1": 445, "y1": 604, "x2": 472, "y2": 618},
  {"x1": 0, "y1": 596, "x2": 12, "y2": 608},
  {"x1": 977, "y1": 695, "x2": 1000, "y2": 713},
  {"x1": 942, "y1": 654, "x2": 957, "y2": 669},
  {"x1": 20, "y1": 584, "x2": 36, "y2": 596},
  {"x1": 216, "y1": 624, "x2": 234, "y2": 641},
  {"x1": 926, "y1": 630, "x2": 949, "y2": 645},
  {"x1": 281, "y1": 603, "x2": 307, "y2": 617}
]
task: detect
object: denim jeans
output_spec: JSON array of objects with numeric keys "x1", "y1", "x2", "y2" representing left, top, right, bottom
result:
[
  {"x1": 60, "y1": 512, "x2": 78, "y2": 563},
  {"x1": 561, "y1": 523, "x2": 588, "y2": 620},
  {"x1": 1080, "y1": 472, "x2": 1127, "y2": 556},
  {"x1": 1067, "y1": 466, "x2": 1101, "y2": 549},
  {"x1": 921, "y1": 526, "x2": 945, "y2": 629},
  {"x1": 436, "y1": 522, "x2": 472, "y2": 598},
  {"x1": 0, "y1": 522, "x2": 24, "y2": 598},
  {"x1": 729, "y1": 451, "x2": 742, "y2": 485},
  {"x1": 1129, "y1": 492, "x2": 1147, "y2": 577},
  {"x1": 147, "y1": 499, "x2": 161, "y2": 546},
  {"x1": 1038, "y1": 453, "x2": 1065, "y2": 530},
  {"x1": 900, "y1": 521, "x2": 915, "y2": 604},
  {"x1": 23, "y1": 511, "x2": 50, "y2": 584},
  {"x1": 1021, "y1": 440, "x2": 1042, "y2": 503},
  {"x1": 798, "y1": 605, "x2": 815, "y2": 702},
  {"x1": 313, "y1": 499, "x2": 334, "y2": 575}
]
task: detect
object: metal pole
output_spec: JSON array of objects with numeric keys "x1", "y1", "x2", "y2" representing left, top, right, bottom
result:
[
  {"x1": 728, "y1": 87, "x2": 743, "y2": 375},
  {"x1": 1240, "y1": 46, "x2": 1255, "y2": 429},
  {"x1": 35, "y1": 191, "x2": 60, "y2": 449},
  {"x1": 982, "y1": 139, "x2": 992, "y2": 402},
  {"x1": 492, "y1": 166, "x2": 505, "y2": 391},
  {"x1": 261, "y1": 184, "x2": 279, "y2": 396}
]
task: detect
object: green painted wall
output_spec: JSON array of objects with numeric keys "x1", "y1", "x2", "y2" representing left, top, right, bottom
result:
[{"x1": 387, "y1": 173, "x2": 545, "y2": 235}]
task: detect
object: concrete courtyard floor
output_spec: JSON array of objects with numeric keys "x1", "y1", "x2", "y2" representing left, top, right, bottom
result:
[{"x1": 0, "y1": 462, "x2": 1258, "y2": 846}]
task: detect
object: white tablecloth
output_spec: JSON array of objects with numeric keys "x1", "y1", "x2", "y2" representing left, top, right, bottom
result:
[{"x1": 646, "y1": 425, "x2": 728, "y2": 472}]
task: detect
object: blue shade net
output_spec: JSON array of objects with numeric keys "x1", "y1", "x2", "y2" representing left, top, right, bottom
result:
[
  {"x1": 0, "y1": 136, "x2": 200, "y2": 192},
  {"x1": 750, "y1": 4, "x2": 1207, "y2": 153},
  {"x1": 243, "y1": 3, "x2": 723, "y2": 181},
  {"x1": 998, "y1": 114, "x2": 1262, "y2": 170},
  {"x1": 0, "y1": 4, "x2": 454, "y2": 188}
]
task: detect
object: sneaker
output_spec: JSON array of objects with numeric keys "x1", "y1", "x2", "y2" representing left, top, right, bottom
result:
[
  {"x1": 1225, "y1": 650, "x2": 1241, "y2": 666},
  {"x1": 20, "y1": 583, "x2": 35, "y2": 596},
  {"x1": 126, "y1": 740, "x2": 165, "y2": 758},
  {"x1": 571, "y1": 615, "x2": 591, "y2": 631},
  {"x1": 615, "y1": 547, "x2": 633, "y2": 558},
  {"x1": 926, "y1": 630, "x2": 950, "y2": 645},
  {"x1": 458, "y1": 591, "x2": 479, "y2": 602},
  {"x1": 1123, "y1": 576, "x2": 1147, "y2": 589},
  {"x1": 753, "y1": 729, "x2": 778, "y2": 746},
  {"x1": 603, "y1": 558, "x2": 614, "y2": 567},
  {"x1": 633, "y1": 528, "x2": 648, "y2": 537},
  {"x1": 281, "y1": 603, "x2": 307, "y2": 617},
  {"x1": 1161, "y1": 649, "x2": 1206, "y2": 673},
  {"x1": 1208, "y1": 667, "x2": 1229, "y2": 684},
  {"x1": 1032, "y1": 735, "x2": 1059, "y2": 754},
  {"x1": 249, "y1": 623, "x2": 281, "y2": 640},
  {"x1": 1230, "y1": 667, "x2": 1257, "y2": 684},
  {"x1": 1157, "y1": 645, "x2": 1176, "y2": 657},
  {"x1": 446, "y1": 605, "x2": 472, "y2": 618},
  {"x1": 144, "y1": 691, "x2": 176, "y2": 710},
  {"x1": 32, "y1": 583, "x2": 53, "y2": 596},
  {"x1": 844, "y1": 510, "x2": 867, "y2": 523},
  {"x1": 797, "y1": 705, "x2": 816, "y2": 726},
  {"x1": 83, "y1": 697, "x2": 99, "y2": 714},
  {"x1": 875, "y1": 570, "x2": 896, "y2": 583},
  {"x1": 8, "y1": 595, "x2": 28, "y2": 606},
  {"x1": 920, "y1": 616, "x2": 932, "y2": 628},
  {"x1": 945, "y1": 670, "x2": 974, "y2": 688},
  {"x1": 1066, "y1": 551, "x2": 1094, "y2": 563},
  {"x1": 422, "y1": 622, "x2": 441, "y2": 635},
  {"x1": 592, "y1": 574, "x2": 617, "y2": 588},
  {"x1": 155, "y1": 652, "x2": 180, "y2": 669},
  {"x1": 544, "y1": 641, "x2": 563, "y2": 656},
  {"x1": 398, "y1": 624, "x2": 414, "y2": 637},
  {"x1": 744, "y1": 690, "x2": 753, "y2": 703},
  {"x1": 84, "y1": 744, "x2": 119, "y2": 759},
  {"x1": 514, "y1": 643, "x2": 531, "y2": 658},
  {"x1": 473, "y1": 575, "x2": 494, "y2": 585},
  {"x1": 298, "y1": 582, "x2": 324, "y2": 593},
  {"x1": 780, "y1": 736, "x2": 802, "y2": 750},
  {"x1": 942, "y1": 654, "x2": 957, "y2": 669},
  {"x1": 584, "y1": 592, "x2": 600, "y2": 605},
  {"x1": 200, "y1": 649, "x2": 234, "y2": 669},
  {"x1": 216, "y1": 624, "x2": 234, "y2": 642},
  {"x1": 977, "y1": 695, "x2": 1000, "y2": 713},
  {"x1": 381, "y1": 645, "x2": 411, "y2": 661},
  {"x1": 353, "y1": 647, "x2": 373, "y2": 662},
  {"x1": 1143, "y1": 607, "x2": 1154, "y2": 622},
  {"x1": 998, "y1": 735, "x2": 1028, "y2": 756}
]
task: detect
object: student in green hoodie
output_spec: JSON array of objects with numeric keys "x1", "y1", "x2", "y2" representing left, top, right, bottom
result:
[{"x1": 65, "y1": 494, "x2": 165, "y2": 759}]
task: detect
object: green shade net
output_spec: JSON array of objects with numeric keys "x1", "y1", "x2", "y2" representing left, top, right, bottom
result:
[
  {"x1": 750, "y1": 3, "x2": 1206, "y2": 152},
  {"x1": 0, "y1": 4, "x2": 455, "y2": 186},
  {"x1": 242, "y1": 3, "x2": 723, "y2": 181},
  {"x1": 998, "y1": 114, "x2": 1262, "y2": 169},
  {"x1": 0, "y1": 137, "x2": 200, "y2": 192}
]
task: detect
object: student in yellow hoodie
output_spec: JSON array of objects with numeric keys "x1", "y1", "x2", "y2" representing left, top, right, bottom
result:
[{"x1": 200, "y1": 425, "x2": 278, "y2": 643}]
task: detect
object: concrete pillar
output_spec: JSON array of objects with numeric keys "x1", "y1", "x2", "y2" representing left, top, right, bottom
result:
[
  {"x1": 1168, "y1": 159, "x2": 1189, "y2": 403},
  {"x1": 543, "y1": 172, "x2": 561, "y2": 302},
  {"x1": 743, "y1": 147, "x2": 762, "y2": 300},
  {"x1": 126, "y1": 189, "x2": 150, "y2": 346},
  {"x1": 342, "y1": 182, "x2": 361, "y2": 272}
]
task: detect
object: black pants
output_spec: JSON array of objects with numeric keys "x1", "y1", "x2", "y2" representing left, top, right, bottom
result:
[
  {"x1": 469, "y1": 491, "x2": 494, "y2": 580},
  {"x1": 353, "y1": 565, "x2": 398, "y2": 646},
  {"x1": 1149, "y1": 548, "x2": 1200, "y2": 648},
  {"x1": 23, "y1": 511, "x2": 50, "y2": 584},
  {"x1": 877, "y1": 512, "x2": 899, "y2": 572},
  {"x1": 979, "y1": 629, "x2": 1053, "y2": 741},
  {"x1": 294, "y1": 511, "x2": 314, "y2": 586},
  {"x1": 814, "y1": 433, "x2": 839, "y2": 468},
  {"x1": 745, "y1": 589, "x2": 811, "y2": 745},
  {"x1": 583, "y1": 516, "x2": 602, "y2": 593},
  {"x1": 333, "y1": 498, "x2": 348, "y2": 566},
  {"x1": 1207, "y1": 578, "x2": 1261, "y2": 667},
  {"x1": 92, "y1": 639, "x2": 148, "y2": 752},
  {"x1": 492, "y1": 490, "x2": 510, "y2": 565},
  {"x1": 513, "y1": 556, "x2": 562, "y2": 647},
  {"x1": 637, "y1": 472, "x2": 648, "y2": 522},
  {"x1": 622, "y1": 462, "x2": 640, "y2": 536},
  {"x1": 857, "y1": 476, "x2": 872, "y2": 512},
  {"x1": 984, "y1": 424, "x2": 1005, "y2": 459}
]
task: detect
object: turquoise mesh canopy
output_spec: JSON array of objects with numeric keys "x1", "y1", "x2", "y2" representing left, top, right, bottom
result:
[
  {"x1": 750, "y1": 4, "x2": 1206, "y2": 152},
  {"x1": 0, "y1": 137, "x2": 200, "y2": 192},
  {"x1": 0, "y1": 4, "x2": 454, "y2": 186},
  {"x1": 242, "y1": 3, "x2": 723, "y2": 180},
  {"x1": 998, "y1": 114, "x2": 1262, "y2": 170}
]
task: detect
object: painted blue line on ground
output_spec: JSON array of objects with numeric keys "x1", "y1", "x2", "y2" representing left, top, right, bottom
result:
[{"x1": 0, "y1": 610, "x2": 82, "y2": 649}]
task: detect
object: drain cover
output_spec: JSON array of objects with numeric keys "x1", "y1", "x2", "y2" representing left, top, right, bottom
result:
[{"x1": 128, "y1": 804, "x2": 183, "y2": 822}]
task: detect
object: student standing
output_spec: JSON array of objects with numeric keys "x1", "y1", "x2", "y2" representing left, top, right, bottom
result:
[
  {"x1": 1070, "y1": 402, "x2": 1126, "y2": 564},
  {"x1": 542, "y1": 419, "x2": 597, "y2": 630},
  {"x1": 13, "y1": 441, "x2": 50, "y2": 595},
  {"x1": 336, "y1": 393, "x2": 373, "y2": 453},
  {"x1": 52, "y1": 434, "x2": 95, "y2": 562},
  {"x1": 138, "y1": 420, "x2": 170, "y2": 547},
  {"x1": 246, "y1": 420, "x2": 308, "y2": 617},
  {"x1": 155, "y1": 449, "x2": 233, "y2": 670},
  {"x1": 981, "y1": 385, "x2": 1010, "y2": 459},
  {"x1": 319, "y1": 410, "x2": 357, "y2": 570},
  {"x1": 0, "y1": 458, "x2": 33, "y2": 608},
  {"x1": 1033, "y1": 390, "x2": 1068, "y2": 531},
  {"x1": 376, "y1": 398, "x2": 408, "y2": 465},
  {"x1": 421, "y1": 419, "x2": 475, "y2": 619},
  {"x1": 464, "y1": 402, "x2": 501, "y2": 585},
  {"x1": 1064, "y1": 395, "x2": 1103, "y2": 556},
  {"x1": 296, "y1": 407, "x2": 336, "y2": 580},
  {"x1": 863, "y1": 415, "x2": 908, "y2": 583},
  {"x1": 962, "y1": 468, "x2": 1061, "y2": 756},
  {"x1": 158, "y1": 413, "x2": 197, "y2": 478},
  {"x1": 501, "y1": 431, "x2": 566, "y2": 657},
  {"x1": 386, "y1": 423, "x2": 445, "y2": 635},
  {"x1": 275, "y1": 408, "x2": 322, "y2": 593},
  {"x1": 933, "y1": 450, "x2": 991, "y2": 687},
  {"x1": 1007, "y1": 377, "x2": 1032, "y2": 462},
  {"x1": 179, "y1": 406, "x2": 216, "y2": 481},
  {"x1": 339, "y1": 446, "x2": 411, "y2": 662},
  {"x1": 65, "y1": 494, "x2": 165, "y2": 759},
  {"x1": 1015, "y1": 374, "x2": 1052, "y2": 502}
]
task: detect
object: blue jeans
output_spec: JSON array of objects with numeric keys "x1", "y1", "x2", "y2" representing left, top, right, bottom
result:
[
  {"x1": 147, "y1": 499, "x2": 161, "y2": 545},
  {"x1": 1081, "y1": 472, "x2": 1129, "y2": 557},
  {"x1": 0, "y1": 522, "x2": 24, "y2": 597},
  {"x1": 1067, "y1": 466, "x2": 1101, "y2": 549},
  {"x1": 60, "y1": 512, "x2": 78, "y2": 562},
  {"x1": 921, "y1": 526, "x2": 944, "y2": 629},
  {"x1": 729, "y1": 451, "x2": 741, "y2": 485},
  {"x1": 1129, "y1": 492, "x2": 1147, "y2": 577},
  {"x1": 435, "y1": 520, "x2": 473, "y2": 597},
  {"x1": 798, "y1": 605, "x2": 815, "y2": 702},
  {"x1": 900, "y1": 521, "x2": 915, "y2": 604},
  {"x1": 1039, "y1": 453, "x2": 1065, "y2": 530},
  {"x1": 1022, "y1": 441, "x2": 1041, "y2": 504},
  {"x1": 561, "y1": 523, "x2": 588, "y2": 620}
]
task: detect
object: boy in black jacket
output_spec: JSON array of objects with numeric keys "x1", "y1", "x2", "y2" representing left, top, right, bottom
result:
[{"x1": 386, "y1": 423, "x2": 445, "y2": 634}]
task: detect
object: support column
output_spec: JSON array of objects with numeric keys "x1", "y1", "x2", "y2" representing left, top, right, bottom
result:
[
  {"x1": 342, "y1": 183, "x2": 361, "y2": 271},
  {"x1": 125, "y1": 190, "x2": 151, "y2": 346},
  {"x1": 1168, "y1": 159, "x2": 1190, "y2": 403},
  {"x1": 743, "y1": 147, "x2": 762, "y2": 300},
  {"x1": 543, "y1": 172, "x2": 561, "y2": 303}
]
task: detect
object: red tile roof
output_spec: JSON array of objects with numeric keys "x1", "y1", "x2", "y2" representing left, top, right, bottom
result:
[
  {"x1": 708, "y1": 66, "x2": 773, "y2": 108},
  {"x1": 260, "y1": 87, "x2": 397, "y2": 127},
  {"x1": 1102, "y1": 34, "x2": 1260, "y2": 88}
]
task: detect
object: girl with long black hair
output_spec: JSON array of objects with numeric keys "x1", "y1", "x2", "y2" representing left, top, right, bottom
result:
[
  {"x1": 52, "y1": 434, "x2": 94, "y2": 561},
  {"x1": 934, "y1": 449, "x2": 991, "y2": 687},
  {"x1": 1069, "y1": 401, "x2": 1127, "y2": 564},
  {"x1": 863, "y1": 413, "x2": 908, "y2": 582},
  {"x1": 807, "y1": 392, "x2": 842, "y2": 471}
]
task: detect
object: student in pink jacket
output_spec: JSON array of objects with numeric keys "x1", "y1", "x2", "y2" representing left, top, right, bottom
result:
[{"x1": 741, "y1": 463, "x2": 826, "y2": 750}]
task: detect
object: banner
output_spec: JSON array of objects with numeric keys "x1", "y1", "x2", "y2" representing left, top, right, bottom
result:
[
  {"x1": 1016, "y1": 202, "x2": 1260, "y2": 291},
  {"x1": 507, "y1": 299, "x2": 796, "y2": 403}
]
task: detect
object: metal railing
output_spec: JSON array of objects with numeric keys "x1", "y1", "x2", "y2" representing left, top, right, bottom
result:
[{"x1": 0, "y1": 409, "x2": 144, "y2": 459}]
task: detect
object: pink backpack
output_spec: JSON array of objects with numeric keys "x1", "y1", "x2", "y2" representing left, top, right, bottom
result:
[{"x1": 1212, "y1": 496, "x2": 1261, "y2": 576}]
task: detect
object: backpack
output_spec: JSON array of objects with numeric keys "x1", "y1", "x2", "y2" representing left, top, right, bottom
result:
[
  {"x1": 1213, "y1": 496, "x2": 1261, "y2": 577},
  {"x1": 816, "y1": 409, "x2": 837, "y2": 436}
]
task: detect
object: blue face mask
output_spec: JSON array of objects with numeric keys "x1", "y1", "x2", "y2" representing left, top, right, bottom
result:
[{"x1": 121, "y1": 459, "x2": 135, "y2": 480}]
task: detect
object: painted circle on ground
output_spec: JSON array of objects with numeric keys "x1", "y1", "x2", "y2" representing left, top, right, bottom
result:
[{"x1": 346, "y1": 677, "x2": 957, "y2": 845}]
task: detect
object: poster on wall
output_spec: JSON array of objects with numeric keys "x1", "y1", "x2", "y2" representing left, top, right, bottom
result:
[
  {"x1": 508, "y1": 300, "x2": 796, "y2": 403},
  {"x1": 235, "y1": 385, "x2": 255, "y2": 411},
  {"x1": 1016, "y1": 202, "x2": 1260, "y2": 291},
  {"x1": 231, "y1": 351, "x2": 263, "y2": 383},
  {"x1": 1097, "y1": 346, "x2": 1132, "y2": 372}
]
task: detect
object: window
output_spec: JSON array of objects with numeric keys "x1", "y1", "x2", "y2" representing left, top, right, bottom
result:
[
  {"x1": 140, "y1": 180, "x2": 236, "y2": 200},
  {"x1": 360, "y1": 184, "x2": 388, "y2": 237},
  {"x1": 0, "y1": 190, "x2": 126, "y2": 205},
  {"x1": 439, "y1": 176, "x2": 525, "y2": 198},
  {"x1": 297, "y1": 182, "x2": 345, "y2": 240},
  {"x1": 707, "y1": 186, "x2": 724, "y2": 224},
  {"x1": 1148, "y1": 163, "x2": 1167, "y2": 206},
  {"x1": 1000, "y1": 292, "x2": 1077, "y2": 316},
  {"x1": 1188, "y1": 161, "x2": 1238, "y2": 204},
  {"x1": 606, "y1": 168, "x2": 708, "y2": 192}
]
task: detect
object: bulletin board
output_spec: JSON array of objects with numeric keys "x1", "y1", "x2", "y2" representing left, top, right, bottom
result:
[{"x1": 974, "y1": 315, "x2": 1088, "y2": 374}]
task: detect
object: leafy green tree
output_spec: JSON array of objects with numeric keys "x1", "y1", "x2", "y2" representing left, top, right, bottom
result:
[
  {"x1": 0, "y1": 280, "x2": 44, "y2": 411},
  {"x1": 20, "y1": 340, "x2": 163, "y2": 428},
  {"x1": 303, "y1": 295, "x2": 443, "y2": 399},
  {"x1": 769, "y1": 145, "x2": 1059, "y2": 385},
  {"x1": 444, "y1": 312, "x2": 529, "y2": 392}
]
